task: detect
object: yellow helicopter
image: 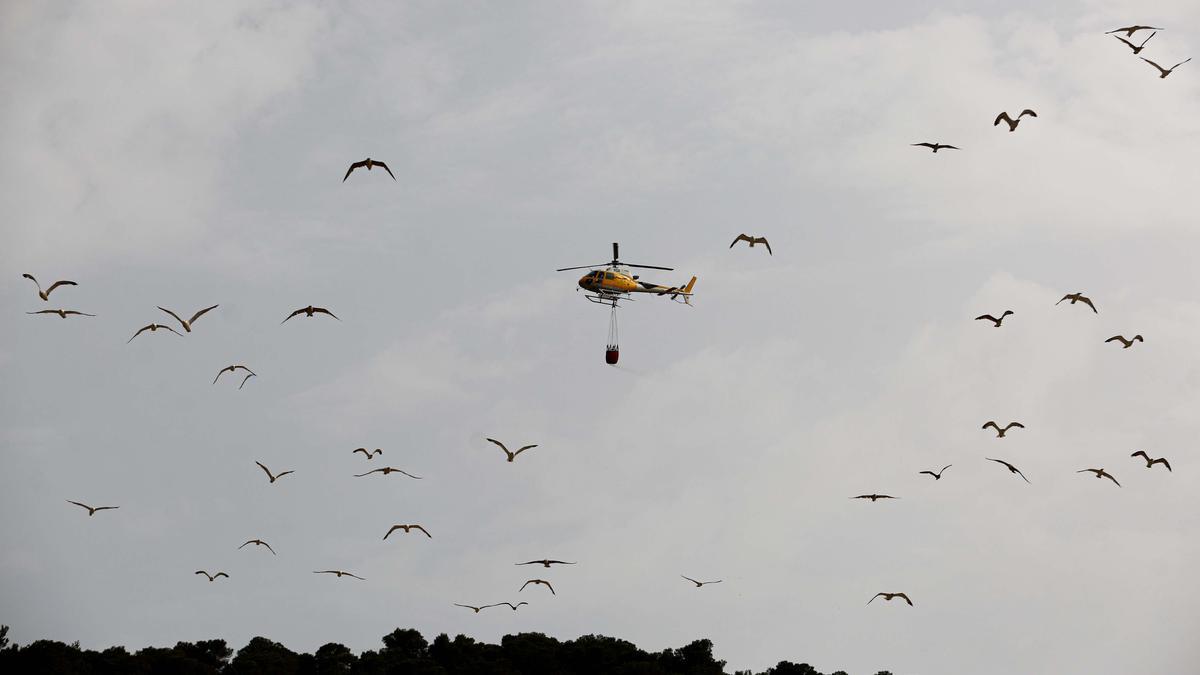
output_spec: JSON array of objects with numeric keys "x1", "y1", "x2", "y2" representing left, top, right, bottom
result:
[{"x1": 556, "y1": 242, "x2": 696, "y2": 308}]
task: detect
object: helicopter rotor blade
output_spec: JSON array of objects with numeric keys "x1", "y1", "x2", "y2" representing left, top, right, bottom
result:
[
  {"x1": 625, "y1": 263, "x2": 674, "y2": 271},
  {"x1": 556, "y1": 264, "x2": 608, "y2": 272}
]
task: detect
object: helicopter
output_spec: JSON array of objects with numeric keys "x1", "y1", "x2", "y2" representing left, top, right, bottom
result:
[{"x1": 556, "y1": 242, "x2": 696, "y2": 308}]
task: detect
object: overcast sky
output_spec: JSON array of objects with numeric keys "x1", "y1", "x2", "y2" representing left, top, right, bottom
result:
[{"x1": 2, "y1": 1, "x2": 1199, "y2": 673}]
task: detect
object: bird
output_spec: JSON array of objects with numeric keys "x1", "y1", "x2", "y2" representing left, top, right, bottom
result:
[
  {"x1": 281, "y1": 306, "x2": 339, "y2": 323},
  {"x1": 238, "y1": 539, "x2": 276, "y2": 555},
  {"x1": 1106, "y1": 25, "x2": 1161, "y2": 37},
  {"x1": 158, "y1": 305, "x2": 218, "y2": 333},
  {"x1": 22, "y1": 274, "x2": 77, "y2": 301},
  {"x1": 520, "y1": 579, "x2": 556, "y2": 595},
  {"x1": 975, "y1": 311, "x2": 1013, "y2": 327},
  {"x1": 1112, "y1": 31, "x2": 1156, "y2": 54},
  {"x1": 987, "y1": 458, "x2": 1030, "y2": 483},
  {"x1": 255, "y1": 461, "x2": 294, "y2": 484},
  {"x1": 66, "y1": 500, "x2": 118, "y2": 516},
  {"x1": 238, "y1": 373, "x2": 256, "y2": 390},
  {"x1": 1056, "y1": 293, "x2": 1098, "y2": 313},
  {"x1": 982, "y1": 421, "x2": 1024, "y2": 438},
  {"x1": 494, "y1": 602, "x2": 529, "y2": 611},
  {"x1": 1105, "y1": 335, "x2": 1144, "y2": 349},
  {"x1": 384, "y1": 524, "x2": 431, "y2": 539},
  {"x1": 1131, "y1": 451, "x2": 1171, "y2": 472},
  {"x1": 993, "y1": 109, "x2": 1037, "y2": 132},
  {"x1": 851, "y1": 494, "x2": 897, "y2": 502},
  {"x1": 1077, "y1": 468, "x2": 1121, "y2": 487},
  {"x1": 354, "y1": 467, "x2": 422, "y2": 479},
  {"x1": 127, "y1": 323, "x2": 182, "y2": 342},
  {"x1": 314, "y1": 570, "x2": 365, "y2": 580},
  {"x1": 195, "y1": 571, "x2": 229, "y2": 582},
  {"x1": 911, "y1": 142, "x2": 959, "y2": 153},
  {"x1": 517, "y1": 560, "x2": 576, "y2": 568},
  {"x1": 681, "y1": 576, "x2": 722, "y2": 588},
  {"x1": 868, "y1": 592, "x2": 913, "y2": 606},
  {"x1": 729, "y1": 234, "x2": 772, "y2": 255},
  {"x1": 486, "y1": 438, "x2": 538, "y2": 462},
  {"x1": 213, "y1": 365, "x2": 255, "y2": 384},
  {"x1": 343, "y1": 158, "x2": 396, "y2": 182},
  {"x1": 919, "y1": 465, "x2": 952, "y2": 480},
  {"x1": 27, "y1": 309, "x2": 95, "y2": 318},
  {"x1": 353, "y1": 448, "x2": 383, "y2": 459},
  {"x1": 1141, "y1": 57, "x2": 1191, "y2": 78},
  {"x1": 453, "y1": 604, "x2": 493, "y2": 613}
]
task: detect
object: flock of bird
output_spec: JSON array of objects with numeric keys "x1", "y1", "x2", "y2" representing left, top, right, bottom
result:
[{"x1": 20, "y1": 22, "x2": 1187, "y2": 629}]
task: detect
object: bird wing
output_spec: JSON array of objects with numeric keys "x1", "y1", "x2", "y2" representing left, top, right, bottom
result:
[
  {"x1": 274, "y1": 470, "x2": 294, "y2": 479},
  {"x1": 255, "y1": 461, "x2": 274, "y2": 480},
  {"x1": 516, "y1": 561, "x2": 539, "y2": 566},
  {"x1": 975, "y1": 315, "x2": 997, "y2": 322},
  {"x1": 128, "y1": 325, "x2": 155, "y2": 343},
  {"x1": 867, "y1": 593, "x2": 885, "y2": 605},
  {"x1": 215, "y1": 572, "x2": 228, "y2": 579},
  {"x1": 344, "y1": 160, "x2": 367, "y2": 181},
  {"x1": 1104, "y1": 473, "x2": 1121, "y2": 487},
  {"x1": 1172, "y1": 58, "x2": 1192, "y2": 70},
  {"x1": 757, "y1": 238, "x2": 772, "y2": 254},
  {"x1": 993, "y1": 112, "x2": 1012, "y2": 126},
  {"x1": 896, "y1": 592, "x2": 913, "y2": 606},
  {"x1": 45, "y1": 280, "x2": 77, "y2": 295},
  {"x1": 374, "y1": 160, "x2": 396, "y2": 180},
  {"x1": 940, "y1": 464, "x2": 952, "y2": 473},
  {"x1": 982, "y1": 421, "x2": 999, "y2": 432},
  {"x1": 511, "y1": 444, "x2": 538, "y2": 457},
  {"x1": 63, "y1": 311, "x2": 95, "y2": 316},
  {"x1": 681, "y1": 575, "x2": 701, "y2": 585},
  {"x1": 354, "y1": 469, "x2": 383, "y2": 477},
  {"x1": 383, "y1": 525, "x2": 401, "y2": 540},
  {"x1": 1105, "y1": 336, "x2": 1123, "y2": 343},
  {"x1": 22, "y1": 273, "x2": 40, "y2": 293},
  {"x1": 157, "y1": 306, "x2": 187, "y2": 328},
  {"x1": 188, "y1": 304, "x2": 218, "y2": 325},
  {"x1": 546, "y1": 560, "x2": 575, "y2": 565},
  {"x1": 454, "y1": 604, "x2": 480, "y2": 610},
  {"x1": 1055, "y1": 294, "x2": 1072, "y2": 305},
  {"x1": 1141, "y1": 57, "x2": 1168, "y2": 74},
  {"x1": 519, "y1": 580, "x2": 534, "y2": 591},
  {"x1": 542, "y1": 581, "x2": 555, "y2": 594},
  {"x1": 396, "y1": 469, "x2": 422, "y2": 479},
  {"x1": 239, "y1": 373, "x2": 255, "y2": 389},
  {"x1": 485, "y1": 438, "x2": 511, "y2": 455},
  {"x1": 911, "y1": 143, "x2": 935, "y2": 149},
  {"x1": 1005, "y1": 422, "x2": 1025, "y2": 430},
  {"x1": 1019, "y1": 109, "x2": 1037, "y2": 118},
  {"x1": 1080, "y1": 297, "x2": 1097, "y2": 312},
  {"x1": 730, "y1": 234, "x2": 753, "y2": 248},
  {"x1": 941, "y1": 145, "x2": 960, "y2": 150},
  {"x1": 413, "y1": 525, "x2": 431, "y2": 538},
  {"x1": 213, "y1": 366, "x2": 234, "y2": 384},
  {"x1": 92, "y1": 506, "x2": 118, "y2": 512},
  {"x1": 1130, "y1": 450, "x2": 1149, "y2": 461},
  {"x1": 195, "y1": 571, "x2": 211, "y2": 579},
  {"x1": 1152, "y1": 458, "x2": 1171, "y2": 471},
  {"x1": 919, "y1": 471, "x2": 937, "y2": 478},
  {"x1": 353, "y1": 448, "x2": 369, "y2": 456},
  {"x1": 27, "y1": 310, "x2": 58, "y2": 315},
  {"x1": 312, "y1": 307, "x2": 340, "y2": 320},
  {"x1": 281, "y1": 308, "x2": 306, "y2": 324},
  {"x1": 67, "y1": 500, "x2": 92, "y2": 511},
  {"x1": 238, "y1": 540, "x2": 253, "y2": 549}
]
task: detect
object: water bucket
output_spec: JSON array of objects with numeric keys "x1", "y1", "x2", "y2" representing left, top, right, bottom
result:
[{"x1": 605, "y1": 348, "x2": 619, "y2": 365}]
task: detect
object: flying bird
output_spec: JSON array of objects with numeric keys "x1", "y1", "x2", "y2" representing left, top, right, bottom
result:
[
  {"x1": 520, "y1": 579, "x2": 556, "y2": 595},
  {"x1": 27, "y1": 309, "x2": 95, "y2": 318},
  {"x1": 987, "y1": 458, "x2": 1030, "y2": 483},
  {"x1": 486, "y1": 438, "x2": 538, "y2": 462},
  {"x1": 1077, "y1": 468, "x2": 1121, "y2": 487},
  {"x1": 1105, "y1": 335, "x2": 1143, "y2": 349},
  {"x1": 975, "y1": 311, "x2": 1013, "y2": 327},
  {"x1": 868, "y1": 592, "x2": 913, "y2": 606},
  {"x1": 354, "y1": 467, "x2": 422, "y2": 479},
  {"x1": 195, "y1": 571, "x2": 229, "y2": 582},
  {"x1": 281, "y1": 306, "x2": 339, "y2": 323},
  {"x1": 453, "y1": 604, "x2": 493, "y2": 613},
  {"x1": 494, "y1": 602, "x2": 529, "y2": 611},
  {"x1": 128, "y1": 323, "x2": 182, "y2": 342},
  {"x1": 158, "y1": 305, "x2": 218, "y2": 333},
  {"x1": 1141, "y1": 57, "x2": 1191, "y2": 78},
  {"x1": 1056, "y1": 293, "x2": 1098, "y2": 313},
  {"x1": 1112, "y1": 31, "x2": 1156, "y2": 54},
  {"x1": 911, "y1": 142, "x2": 959, "y2": 153},
  {"x1": 517, "y1": 560, "x2": 576, "y2": 568},
  {"x1": 343, "y1": 158, "x2": 396, "y2": 182},
  {"x1": 1106, "y1": 25, "x2": 1161, "y2": 37},
  {"x1": 255, "y1": 461, "x2": 294, "y2": 484},
  {"x1": 994, "y1": 109, "x2": 1037, "y2": 132},
  {"x1": 238, "y1": 539, "x2": 276, "y2": 555},
  {"x1": 384, "y1": 524, "x2": 431, "y2": 539},
  {"x1": 681, "y1": 576, "x2": 723, "y2": 587},
  {"x1": 982, "y1": 421, "x2": 1024, "y2": 438},
  {"x1": 353, "y1": 448, "x2": 383, "y2": 459},
  {"x1": 213, "y1": 365, "x2": 256, "y2": 384},
  {"x1": 919, "y1": 465, "x2": 952, "y2": 480},
  {"x1": 729, "y1": 234, "x2": 772, "y2": 255},
  {"x1": 851, "y1": 494, "x2": 897, "y2": 502},
  {"x1": 66, "y1": 500, "x2": 118, "y2": 516},
  {"x1": 22, "y1": 274, "x2": 77, "y2": 301},
  {"x1": 314, "y1": 570, "x2": 365, "y2": 580},
  {"x1": 1130, "y1": 451, "x2": 1171, "y2": 472}
]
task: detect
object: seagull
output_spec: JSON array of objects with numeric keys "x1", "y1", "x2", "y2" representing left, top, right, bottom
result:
[
  {"x1": 494, "y1": 602, "x2": 529, "y2": 611},
  {"x1": 517, "y1": 560, "x2": 576, "y2": 568},
  {"x1": 255, "y1": 461, "x2": 294, "y2": 484},
  {"x1": 919, "y1": 465, "x2": 952, "y2": 480},
  {"x1": 27, "y1": 309, "x2": 95, "y2": 318},
  {"x1": 982, "y1": 421, "x2": 1024, "y2": 438},
  {"x1": 22, "y1": 274, "x2": 77, "y2": 301},
  {"x1": 975, "y1": 311, "x2": 1013, "y2": 327},
  {"x1": 354, "y1": 467, "x2": 422, "y2": 479},
  {"x1": 384, "y1": 524, "x2": 431, "y2": 539},
  {"x1": 158, "y1": 305, "x2": 218, "y2": 333},
  {"x1": 314, "y1": 570, "x2": 365, "y2": 580},
  {"x1": 520, "y1": 579, "x2": 556, "y2": 595},
  {"x1": 238, "y1": 539, "x2": 276, "y2": 555},
  {"x1": 1141, "y1": 57, "x2": 1191, "y2": 78},
  {"x1": 453, "y1": 604, "x2": 493, "y2": 613},
  {"x1": 238, "y1": 373, "x2": 256, "y2": 390},
  {"x1": 282, "y1": 306, "x2": 339, "y2": 323},
  {"x1": 1105, "y1": 335, "x2": 1144, "y2": 349},
  {"x1": 1131, "y1": 451, "x2": 1171, "y2": 472},
  {"x1": 1112, "y1": 31, "x2": 1156, "y2": 54},
  {"x1": 128, "y1": 323, "x2": 182, "y2": 342},
  {"x1": 195, "y1": 571, "x2": 229, "y2": 582},
  {"x1": 911, "y1": 142, "x2": 959, "y2": 153},
  {"x1": 1077, "y1": 468, "x2": 1121, "y2": 487},
  {"x1": 1106, "y1": 25, "x2": 1162, "y2": 37},
  {"x1": 681, "y1": 576, "x2": 722, "y2": 588},
  {"x1": 729, "y1": 234, "x2": 772, "y2": 255},
  {"x1": 353, "y1": 448, "x2": 383, "y2": 459},
  {"x1": 213, "y1": 365, "x2": 256, "y2": 384},
  {"x1": 987, "y1": 458, "x2": 1030, "y2": 483},
  {"x1": 343, "y1": 158, "x2": 396, "y2": 182},
  {"x1": 994, "y1": 109, "x2": 1037, "y2": 132},
  {"x1": 66, "y1": 500, "x2": 118, "y2": 516},
  {"x1": 851, "y1": 494, "x2": 897, "y2": 502},
  {"x1": 1056, "y1": 293, "x2": 1098, "y2": 313},
  {"x1": 486, "y1": 438, "x2": 538, "y2": 462},
  {"x1": 868, "y1": 592, "x2": 913, "y2": 606}
]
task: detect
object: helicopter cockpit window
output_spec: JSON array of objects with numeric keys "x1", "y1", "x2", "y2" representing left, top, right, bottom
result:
[{"x1": 604, "y1": 272, "x2": 615, "y2": 280}]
